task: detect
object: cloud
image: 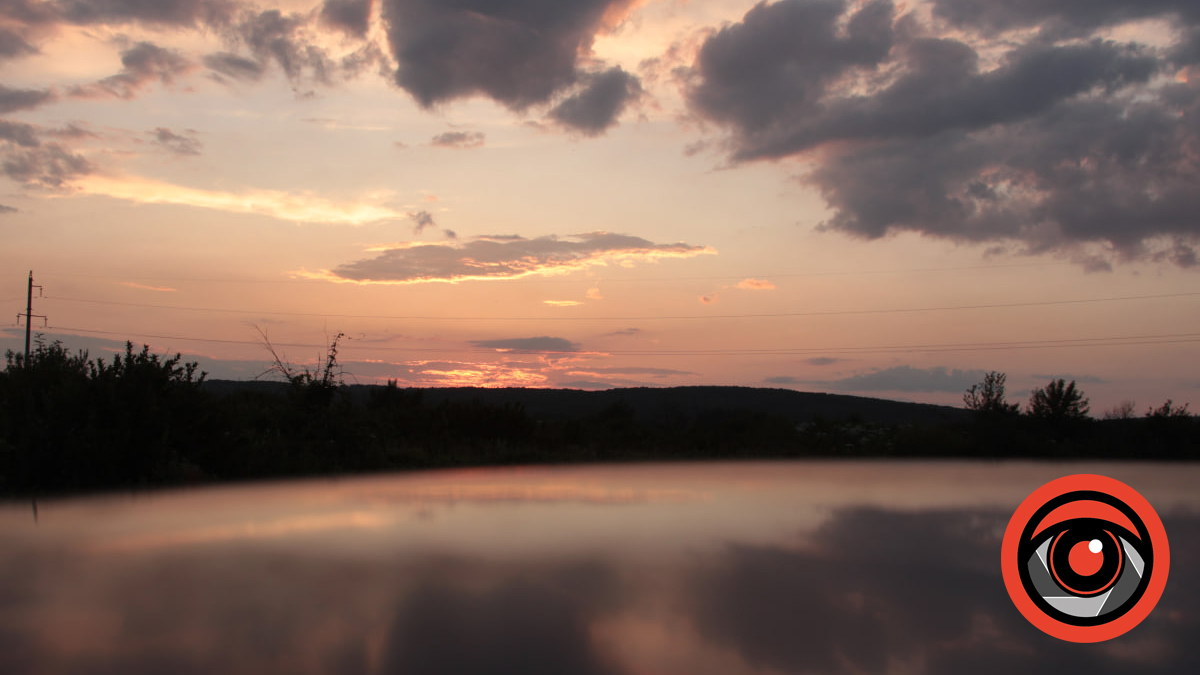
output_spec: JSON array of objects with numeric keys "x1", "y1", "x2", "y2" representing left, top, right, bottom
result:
[
  {"x1": 1, "y1": 142, "x2": 92, "y2": 187},
  {"x1": 379, "y1": 0, "x2": 642, "y2": 112},
  {"x1": 0, "y1": 120, "x2": 40, "y2": 147},
  {"x1": 735, "y1": 278, "x2": 774, "y2": 290},
  {"x1": 320, "y1": 0, "x2": 373, "y2": 37},
  {"x1": 805, "y1": 357, "x2": 841, "y2": 366},
  {"x1": 381, "y1": 580, "x2": 622, "y2": 675},
  {"x1": 0, "y1": 203, "x2": 16, "y2": 214},
  {"x1": 237, "y1": 9, "x2": 334, "y2": 84},
  {"x1": 930, "y1": 0, "x2": 1200, "y2": 36},
  {"x1": 70, "y1": 41, "x2": 192, "y2": 99},
  {"x1": 604, "y1": 327, "x2": 640, "y2": 336},
  {"x1": 202, "y1": 51, "x2": 265, "y2": 82},
  {"x1": 585, "y1": 287, "x2": 603, "y2": 300},
  {"x1": 570, "y1": 366, "x2": 693, "y2": 377},
  {"x1": 51, "y1": 0, "x2": 239, "y2": 27},
  {"x1": 442, "y1": 228, "x2": 457, "y2": 239},
  {"x1": 549, "y1": 66, "x2": 641, "y2": 135},
  {"x1": 73, "y1": 173, "x2": 405, "y2": 224},
  {"x1": 0, "y1": 27, "x2": 37, "y2": 60},
  {"x1": 685, "y1": 0, "x2": 1200, "y2": 267},
  {"x1": 1032, "y1": 373, "x2": 1108, "y2": 385},
  {"x1": 314, "y1": 232, "x2": 714, "y2": 284},
  {"x1": 699, "y1": 294, "x2": 718, "y2": 304},
  {"x1": 430, "y1": 130, "x2": 484, "y2": 149},
  {"x1": 544, "y1": 300, "x2": 583, "y2": 307},
  {"x1": 0, "y1": 84, "x2": 55, "y2": 113},
  {"x1": 150, "y1": 127, "x2": 202, "y2": 156},
  {"x1": 120, "y1": 281, "x2": 177, "y2": 292},
  {"x1": 470, "y1": 336, "x2": 581, "y2": 353},
  {"x1": 824, "y1": 365, "x2": 987, "y2": 393},
  {"x1": 407, "y1": 209, "x2": 435, "y2": 234},
  {"x1": 765, "y1": 376, "x2": 801, "y2": 385}
]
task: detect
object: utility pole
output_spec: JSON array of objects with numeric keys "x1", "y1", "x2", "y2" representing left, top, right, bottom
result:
[{"x1": 18, "y1": 270, "x2": 44, "y2": 365}]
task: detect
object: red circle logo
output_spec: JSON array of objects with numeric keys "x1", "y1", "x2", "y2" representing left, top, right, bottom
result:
[{"x1": 1001, "y1": 474, "x2": 1169, "y2": 642}]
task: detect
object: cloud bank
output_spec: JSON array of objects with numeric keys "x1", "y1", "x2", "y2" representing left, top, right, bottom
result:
[{"x1": 684, "y1": 0, "x2": 1200, "y2": 266}]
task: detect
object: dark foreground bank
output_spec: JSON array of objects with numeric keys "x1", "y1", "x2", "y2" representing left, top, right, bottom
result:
[{"x1": 1, "y1": 341, "x2": 1196, "y2": 495}]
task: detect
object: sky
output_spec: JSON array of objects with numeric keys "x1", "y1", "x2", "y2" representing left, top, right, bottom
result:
[{"x1": 0, "y1": 0, "x2": 1198, "y2": 411}]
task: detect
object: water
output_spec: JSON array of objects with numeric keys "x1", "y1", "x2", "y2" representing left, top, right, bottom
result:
[{"x1": 1, "y1": 461, "x2": 1196, "y2": 674}]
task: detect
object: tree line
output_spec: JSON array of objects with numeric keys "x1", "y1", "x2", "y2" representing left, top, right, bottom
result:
[{"x1": 0, "y1": 339, "x2": 1195, "y2": 496}]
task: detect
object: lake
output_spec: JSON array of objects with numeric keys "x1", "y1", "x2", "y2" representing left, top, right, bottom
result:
[{"x1": 1, "y1": 461, "x2": 1196, "y2": 674}]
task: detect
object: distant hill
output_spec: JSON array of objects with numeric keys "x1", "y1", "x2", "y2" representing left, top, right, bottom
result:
[{"x1": 201, "y1": 381, "x2": 969, "y2": 425}]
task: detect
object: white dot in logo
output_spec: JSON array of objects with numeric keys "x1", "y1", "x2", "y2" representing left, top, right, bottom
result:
[{"x1": 1089, "y1": 539, "x2": 1103, "y2": 553}]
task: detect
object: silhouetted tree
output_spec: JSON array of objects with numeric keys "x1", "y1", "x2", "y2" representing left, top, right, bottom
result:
[
  {"x1": 1103, "y1": 400, "x2": 1137, "y2": 420},
  {"x1": 1146, "y1": 400, "x2": 1190, "y2": 418},
  {"x1": 963, "y1": 371, "x2": 1019, "y2": 414},
  {"x1": 1027, "y1": 379, "x2": 1090, "y2": 421}
]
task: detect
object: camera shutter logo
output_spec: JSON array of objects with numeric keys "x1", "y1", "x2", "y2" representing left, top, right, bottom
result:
[{"x1": 1001, "y1": 474, "x2": 1169, "y2": 643}]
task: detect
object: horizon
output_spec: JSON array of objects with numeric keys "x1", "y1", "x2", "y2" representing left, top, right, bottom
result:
[{"x1": 2, "y1": 0, "x2": 1198, "y2": 412}]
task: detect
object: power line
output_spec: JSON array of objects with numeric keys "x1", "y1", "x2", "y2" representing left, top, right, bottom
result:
[
  {"x1": 40, "y1": 325, "x2": 1200, "y2": 357},
  {"x1": 41, "y1": 290, "x2": 1200, "y2": 321}
]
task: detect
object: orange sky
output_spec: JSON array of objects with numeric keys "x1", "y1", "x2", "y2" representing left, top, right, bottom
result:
[{"x1": 1, "y1": 0, "x2": 1198, "y2": 411}]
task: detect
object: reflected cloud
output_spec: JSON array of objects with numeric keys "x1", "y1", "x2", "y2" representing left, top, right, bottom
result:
[
  {"x1": 89, "y1": 511, "x2": 392, "y2": 552},
  {"x1": 2, "y1": 466, "x2": 1197, "y2": 675}
]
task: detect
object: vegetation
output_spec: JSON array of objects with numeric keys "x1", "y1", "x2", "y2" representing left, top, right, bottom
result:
[
  {"x1": 0, "y1": 341, "x2": 1195, "y2": 496},
  {"x1": 1027, "y1": 378, "x2": 1090, "y2": 421},
  {"x1": 963, "y1": 371, "x2": 1019, "y2": 415}
]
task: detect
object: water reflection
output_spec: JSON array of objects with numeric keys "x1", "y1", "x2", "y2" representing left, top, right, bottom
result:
[{"x1": 0, "y1": 462, "x2": 1196, "y2": 674}]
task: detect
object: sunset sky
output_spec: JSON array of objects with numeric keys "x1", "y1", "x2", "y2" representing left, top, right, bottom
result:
[{"x1": 1, "y1": 0, "x2": 1198, "y2": 410}]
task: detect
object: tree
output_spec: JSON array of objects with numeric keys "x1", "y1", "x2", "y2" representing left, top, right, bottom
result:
[
  {"x1": 1027, "y1": 379, "x2": 1090, "y2": 421},
  {"x1": 1103, "y1": 400, "x2": 1137, "y2": 420},
  {"x1": 963, "y1": 371, "x2": 1019, "y2": 414},
  {"x1": 1146, "y1": 400, "x2": 1190, "y2": 419}
]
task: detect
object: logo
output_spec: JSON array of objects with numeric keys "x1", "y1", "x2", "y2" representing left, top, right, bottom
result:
[{"x1": 1001, "y1": 474, "x2": 1169, "y2": 642}]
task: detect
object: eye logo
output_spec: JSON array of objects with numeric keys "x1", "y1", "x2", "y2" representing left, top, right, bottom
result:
[{"x1": 1001, "y1": 474, "x2": 1169, "y2": 642}]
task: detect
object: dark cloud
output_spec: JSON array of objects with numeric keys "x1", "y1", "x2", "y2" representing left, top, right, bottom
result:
[
  {"x1": 0, "y1": 84, "x2": 55, "y2": 114},
  {"x1": 327, "y1": 232, "x2": 711, "y2": 283},
  {"x1": 381, "y1": 575, "x2": 621, "y2": 675},
  {"x1": 0, "y1": 203, "x2": 17, "y2": 213},
  {"x1": 203, "y1": 52, "x2": 265, "y2": 82},
  {"x1": 765, "y1": 376, "x2": 801, "y2": 385},
  {"x1": 0, "y1": 27, "x2": 37, "y2": 59},
  {"x1": 1032, "y1": 373, "x2": 1107, "y2": 384},
  {"x1": 430, "y1": 130, "x2": 484, "y2": 149},
  {"x1": 931, "y1": 0, "x2": 1200, "y2": 36},
  {"x1": 549, "y1": 66, "x2": 641, "y2": 135},
  {"x1": 70, "y1": 41, "x2": 191, "y2": 99},
  {"x1": 824, "y1": 365, "x2": 986, "y2": 393},
  {"x1": 685, "y1": 0, "x2": 1200, "y2": 266},
  {"x1": 686, "y1": 0, "x2": 895, "y2": 137},
  {"x1": 150, "y1": 127, "x2": 202, "y2": 156},
  {"x1": 238, "y1": 9, "x2": 334, "y2": 84},
  {"x1": 689, "y1": 509, "x2": 1013, "y2": 675},
  {"x1": 604, "y1": 327, "x2": 640, "y2": 337},
  {"x1": 320, "y1": 0, "x2": 373, "y2": 38},
  {"x1": 441, "y1": 228, "x2": 457, "y2": 239},
  {"x1": 556, "y1": 379, "x2": 613, "y2": 390},
  {"x1": 43, "y1": 122, "x2": 97, "y2": 139},
  {"x1": 379, "y1": 0, "x2": 639, "y2": 112},
  {"x1": 1, "y1": 142, "x2": 92, "y2": 187},
  {"x1": 0, "y1": 120, "x2": 41, "y2": 147},
  {"x1": 470, "y1": 336, "x2": 580, "y2": 353},
  {"x1": 51, "y1": 0, "x2": 238, "y2": 27},
  {"x1": 573, "y1": 366, "x2": 693, "y2": 376},
  {"x1": 408, "y1": 209, "x2": 434, "y2": 233},
  {"x1": 806, "y1": 357, "x2": 841, "y2": 366}
]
